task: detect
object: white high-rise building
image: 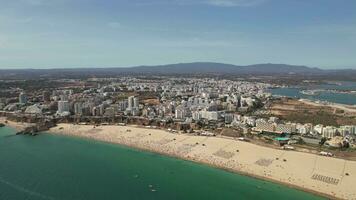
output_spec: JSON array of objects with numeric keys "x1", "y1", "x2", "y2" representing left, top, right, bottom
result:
[
  {"x1": 339, "y1": 126, "x2": 356, "y2": 136},
  {"x1": 296, "y1": 124, "x2": 311, "y2": 135},
  {"x1": 128, "y1": 96, "x2": 134, "y2": 110},
  {"x1": 133, "y1": 97, "x2": 139, "y2": 109},
  {"x1": 74, "y1": 102, "x2": 83, "y2": 115},
  {"x1": 175, "y1": 107, "x2": 186, "y2": 119},
  {"x1": 57, "y1": 101, "x2": 70, "y2": 114},
  {"x1": 19, "y1": 92, "x2": 27, "y2": 104},
  {"x1": 322, "y1": 126, "x2": 337, "y2": 138}
]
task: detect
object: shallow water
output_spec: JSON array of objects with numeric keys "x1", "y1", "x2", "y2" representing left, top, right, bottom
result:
[{"x1": 0, "y1": 126, "x2": 324, "y2": 200}]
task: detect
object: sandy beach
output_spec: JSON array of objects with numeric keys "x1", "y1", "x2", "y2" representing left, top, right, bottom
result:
[
  {"x1": 0, "y1": 117, "x2": 33, "y2": 131},
  {"x1": 299, "y1": 99, "x2": 356, "y2": 113},
  {"x1": 47, "y1": 123, "x2": 356, "y2": 200}
]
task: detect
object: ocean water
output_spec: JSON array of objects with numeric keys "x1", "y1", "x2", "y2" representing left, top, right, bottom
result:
[
  {"x1": 0, "y1": 126, "x2": 324, "y2": 200},
  {"x1": 270, "y1": 81, "x2": 356, "y2": 105}
]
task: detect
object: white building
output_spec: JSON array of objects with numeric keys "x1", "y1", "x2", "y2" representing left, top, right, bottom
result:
[
  {"x1": 224, "y1": 113, "x2": 233, "y2": 124},
  {"x1": 313, "y1": 124, "x2": 324, "y2": 135},
  {"x1": 339, "y1": 126, "x2": 356, "y2": 136},
  {"x1": 57, "y1": 101, "x2": 70, "y2": 114},
  {"x1": 60, "y1": 94, "x2": 68, "y2": 101},
  {"x1": 275, "y1": 123, "x2": 296, "y2": 134},
  {"x1": 256, "y1": 119, "x2": 275, "y2": 132},
  {"x1": 244, "y1": 116, "x2": 256, "y2": 127},
  {"x1": 192, "y1": 111, "x2": 201, "y2": 121},
  {"x1": 200, "y1": 111, "x2": 219, "y2": 121},
  {"x1": 175, "y1": 107, "x2": 186, "y2": 119},
  {"x1": 25, "y1": 105, "x2": 42, "y2": 114},
  {"x1": 19, "y1": 92, "x2": 27, "y2": 104},
  {"x1": 296, "y1": 123, "x2": 312, "y2": 135},
  {"x1": 322, "y1": 126, "x2": 337, "y2": 138},
  {"x1": 240, "y1": 96, "x2": 255, "y2": 107},
  {"x1": 128, "y1": 96, "x2": 134, "y2": 110},
  {"x1": 133, "y1": 97, "x2": 139, "y2": 109},
  {"x1": 74, "y1": 102, "x2": 83, "y2": 115}
]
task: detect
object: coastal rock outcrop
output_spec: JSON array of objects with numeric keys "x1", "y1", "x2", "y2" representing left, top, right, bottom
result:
[{"x1": 16, "y1": 121, "x2": 56, "y2": 136}]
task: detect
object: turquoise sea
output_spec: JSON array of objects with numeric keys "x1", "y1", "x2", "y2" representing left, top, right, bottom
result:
[
  {"x1": 270, "y1": 81, "x2": 356, "y2": 105},
  {"x1": 0, "y1": 126, "x2": 324, "y2": 200}
]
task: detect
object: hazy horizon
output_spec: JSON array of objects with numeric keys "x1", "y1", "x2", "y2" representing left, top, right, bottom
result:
[
  {"x1": 1, "y1": 0, "x2": 356, "y2": 69},
  {"x1": 0, "y1": 62, "x2": 355, "y2": 71}
]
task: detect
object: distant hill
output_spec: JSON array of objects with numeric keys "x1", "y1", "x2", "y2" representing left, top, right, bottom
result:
[
  {"x1": 127, "y1": 62, "x2": 324, "y2": 75},
  {"x1": 0, "y1": 62, "x2": 355, "y2": 79}
]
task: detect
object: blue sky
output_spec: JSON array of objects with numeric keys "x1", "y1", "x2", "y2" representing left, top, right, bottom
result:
[{"x1": 0, "y1": 0, "x2": 356, "y2": 69}]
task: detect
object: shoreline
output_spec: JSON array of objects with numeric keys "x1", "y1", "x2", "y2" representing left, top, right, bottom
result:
[
  {"x1": 299, "y1": 99, "x2": 356, "y2": 113},
  {"x1": 270, "y1": 86, "x2": 356, "y2": 107},
  {"x1": 51, "y1": 129, "x2": 336, "y2": 200},
  {"x1": 0, "y1": 117, "x2": 33, "y2": 131},
  {"x1": 46, "y1": 123, "x2": 356, "y2": 200}
]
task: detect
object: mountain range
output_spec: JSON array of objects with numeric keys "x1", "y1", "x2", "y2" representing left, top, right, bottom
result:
[{"x1": 0, "y1": 62, "x2": 355, "y2": 79}]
